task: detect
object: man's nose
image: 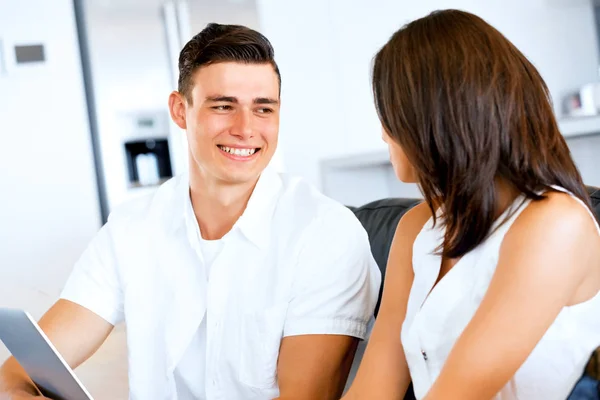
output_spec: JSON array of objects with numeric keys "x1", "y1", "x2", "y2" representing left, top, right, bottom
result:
[{"x1": 231, "y1": 109, "x2": 253, "y2": 139}]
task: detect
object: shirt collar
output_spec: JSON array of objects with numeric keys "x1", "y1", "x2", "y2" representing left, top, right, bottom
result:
[
  {"x1": 236, "y1": 167, "x2": 282, "y2": 249},
  {"x1": 173, "y1": 167, "x2": 283, "y2": 250}
]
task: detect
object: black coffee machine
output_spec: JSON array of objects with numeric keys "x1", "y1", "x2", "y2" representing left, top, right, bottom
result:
[{"x1": 124, "y1": 137, "x2": 173, "y2": 187}]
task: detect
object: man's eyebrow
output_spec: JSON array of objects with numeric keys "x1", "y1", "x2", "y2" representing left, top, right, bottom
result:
[
  {"x1": 204, "y1": 96, "x2": 279, "y2": 105},
  {"x1": 254, "y1": 97, "x2": 279, "y2": 105},
  {"x1": 205, "y1": 96, "x2": 238, "y2": 103}
]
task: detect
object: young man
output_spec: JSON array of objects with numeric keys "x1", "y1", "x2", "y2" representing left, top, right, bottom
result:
[{"x1": 0, "y1": 23, "x2": 381, "y2": 400}]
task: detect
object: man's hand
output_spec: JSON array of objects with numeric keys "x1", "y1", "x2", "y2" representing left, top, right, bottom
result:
[
  {"x1": 0, "y1": 389, "x2": 51, "y2": 399},
  {"x1": 0, "y1": 299, "x2": 114, "y2": 399}
]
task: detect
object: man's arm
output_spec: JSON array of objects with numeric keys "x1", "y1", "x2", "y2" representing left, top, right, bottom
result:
[
  {"x1": 276, "y1": 335, "x2": 358, "y2": 400},
  {"x1": 274, "y1": 206, "x2": 382, "y2": 400},
  {"x1": 0, "y1": 300, "x2": 114, "y2": 398}
]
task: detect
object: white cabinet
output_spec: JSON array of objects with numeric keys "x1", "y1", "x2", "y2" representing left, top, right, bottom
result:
[{"x1": 321, "y1": 128, "x2": 600, "y2": 207}]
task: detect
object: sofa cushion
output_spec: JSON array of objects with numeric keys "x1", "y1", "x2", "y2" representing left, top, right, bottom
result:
[
  {"x1": 352, "y1": 198, "x2": 420, "y2": 315},
  {"x1": 591, "y1": 188, "x2": 600, "y2": 223}
]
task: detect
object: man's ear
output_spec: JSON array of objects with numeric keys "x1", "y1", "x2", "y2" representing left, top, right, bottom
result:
[{"x1": 168, "y1": 91, "x2": 187, "y2": 130}]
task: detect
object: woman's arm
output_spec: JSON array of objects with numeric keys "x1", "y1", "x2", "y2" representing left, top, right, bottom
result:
[
  {"x1": 343, "y1": 202, "x2": 431, "y2": 400},
  {"x1": 424, "y1": 193, "x2": 600, "y2": 400}
]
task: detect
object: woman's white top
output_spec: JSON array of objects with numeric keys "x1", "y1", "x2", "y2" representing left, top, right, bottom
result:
[{"x1": 401, "y1": 186, "x2": 600, "y2": 399}]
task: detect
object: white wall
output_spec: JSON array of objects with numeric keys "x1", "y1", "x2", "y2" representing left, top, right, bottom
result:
[
  {"x1": 0, "y1": 0, "x2": 101, "y2": 317},
  {"x1": 189, "y1": 0, "x2": 261, "y2": 32},
  {"x1": 568, "y1": 134, "x2": 600, "y2": 187},
  {"x1": 256, "y1": 0, "x2": 347, "y2": 188},
  {"x1": 257, "y1": 0, "x2": 600, "y2": 190}
]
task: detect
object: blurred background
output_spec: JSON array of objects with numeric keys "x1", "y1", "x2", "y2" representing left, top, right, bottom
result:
[{"x1": 0, "y1": 0, "x2": 599, "y2": 398}]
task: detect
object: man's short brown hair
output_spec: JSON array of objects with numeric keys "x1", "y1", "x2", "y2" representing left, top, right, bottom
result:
[{"x1": 177, "y1": 23, "x2": 281, "y2": 104}]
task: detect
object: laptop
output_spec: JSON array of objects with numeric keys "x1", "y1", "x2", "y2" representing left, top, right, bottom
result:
[{"x1": 0, "y1": 308, "x2": 93, "y2": 400}]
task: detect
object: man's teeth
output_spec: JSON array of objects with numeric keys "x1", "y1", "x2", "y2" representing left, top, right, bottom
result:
[{"x1": 219, "y1": 146, "x2": 257, "y2": 156}]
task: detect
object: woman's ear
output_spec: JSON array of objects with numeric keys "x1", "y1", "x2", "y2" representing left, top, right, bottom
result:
[{"x1": 168, "y1": 91, "x2": 187, "y2": 130}]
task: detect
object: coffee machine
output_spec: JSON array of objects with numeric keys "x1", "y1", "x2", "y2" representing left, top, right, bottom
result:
[{"x1": 101, "y1": 110, "x2": 180, "y2": 213}]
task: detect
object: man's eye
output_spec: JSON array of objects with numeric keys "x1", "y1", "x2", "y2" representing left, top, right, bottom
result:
[
  {"x1": 257, "y1": 108, "x2": 273, "y2": 114},
  {"x1": 213, "y1": 105, "x2": 232, "y2": 111}
]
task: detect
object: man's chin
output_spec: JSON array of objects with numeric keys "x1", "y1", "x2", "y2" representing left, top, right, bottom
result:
[{"x1": 218, "y1": 170, "x2": 263, "y2": 186}]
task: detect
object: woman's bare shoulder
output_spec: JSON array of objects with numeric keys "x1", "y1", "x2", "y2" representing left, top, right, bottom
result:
[
  {"x1": 393, "y1": 201, "x2": 433, "y2": 243},
  {"x1": 512, "y1": 190, "x2": 599, "y2": 244},
  {"x1": 503, "y1": 190, "x2": 600, "y2": 304}
]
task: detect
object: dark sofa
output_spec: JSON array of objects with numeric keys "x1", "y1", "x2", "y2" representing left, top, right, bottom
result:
[{"x1": 350, "y1": 186, "x2": 600, "y2": 399}]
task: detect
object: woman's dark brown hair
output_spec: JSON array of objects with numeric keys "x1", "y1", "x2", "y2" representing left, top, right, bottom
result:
[{"x1": 372, "y1": 9, "x2": 592, "y2": 258}]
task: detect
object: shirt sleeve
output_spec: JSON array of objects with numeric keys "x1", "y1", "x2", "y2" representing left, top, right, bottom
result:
[
  {"x1": 59, "y1": 216, "x2": 124, "y2": 325},
  {"x1": 283, "y1": 206, "x2": 382, "y2": 340}
]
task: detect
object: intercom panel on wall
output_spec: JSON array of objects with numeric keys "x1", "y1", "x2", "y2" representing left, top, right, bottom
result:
[{"x1": 0, "y1": 39, "x2": 47, "y2": 76}]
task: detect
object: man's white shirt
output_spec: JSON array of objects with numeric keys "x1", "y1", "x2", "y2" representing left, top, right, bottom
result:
[{"x1": 60, "y1": 168, "x2": 381, "y2": 400}]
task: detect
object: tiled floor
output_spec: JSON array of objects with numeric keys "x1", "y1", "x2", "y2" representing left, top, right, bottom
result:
[{"x1": 0, "y1": 284, "x2": 129, "y2": 399}]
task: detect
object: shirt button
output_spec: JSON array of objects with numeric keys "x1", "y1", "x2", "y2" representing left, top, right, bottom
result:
[{"x1": 421, "y1": 350, "x2": 428, "y2": 361}]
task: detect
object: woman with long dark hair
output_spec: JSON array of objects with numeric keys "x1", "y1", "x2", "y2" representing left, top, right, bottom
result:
[{"x1": 344, "y1": 9, "x2": 600, "y2": 400}]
